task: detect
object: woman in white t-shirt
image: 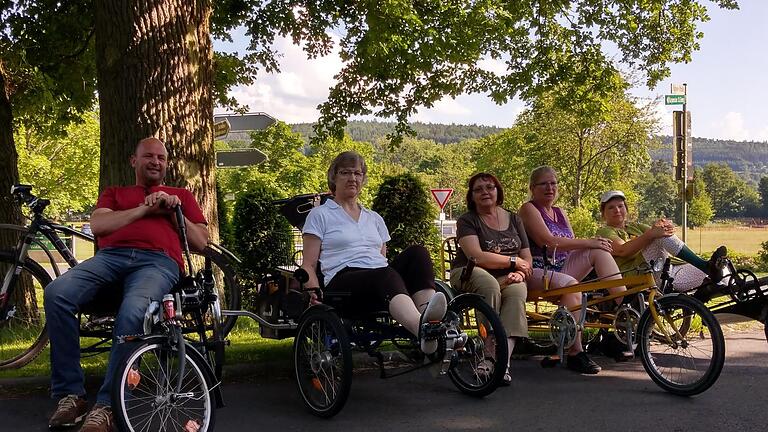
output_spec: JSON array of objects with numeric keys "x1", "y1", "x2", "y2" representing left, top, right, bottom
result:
[{"x1": 301, "y1": 151, "x2": 447, "y2": 354}]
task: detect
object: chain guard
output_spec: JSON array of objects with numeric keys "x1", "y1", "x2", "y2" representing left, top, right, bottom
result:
[
  {"x1": 549, "y1": 307, "x2": 577, "y2": 350},
  {"x1": 612, "y1": 305, "x2": 640, "y2": 345}
]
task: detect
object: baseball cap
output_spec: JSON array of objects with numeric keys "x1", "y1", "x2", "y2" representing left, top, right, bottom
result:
[{"x1": 600, "y1": 190, "x2": 626, "y2": 204}]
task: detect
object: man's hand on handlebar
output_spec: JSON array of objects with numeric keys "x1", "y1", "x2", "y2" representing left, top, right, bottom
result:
[{"x1": 143, "y1": 191, "x2": 181, "y2": 215}]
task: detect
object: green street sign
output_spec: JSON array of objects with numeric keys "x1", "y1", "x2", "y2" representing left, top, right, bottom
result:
[{"x1": 665, "y1": 95, "x2": 686, "y2": 105}]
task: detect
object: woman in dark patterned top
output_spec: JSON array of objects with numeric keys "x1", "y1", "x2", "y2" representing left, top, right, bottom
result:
[{"x1": 449, "y1": 173, "x2": 533, "y2": 385}]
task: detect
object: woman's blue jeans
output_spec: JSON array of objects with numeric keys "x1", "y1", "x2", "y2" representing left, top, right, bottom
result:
[{"x1": 43, "y1": 248, "x2": 179, "y2": 405}]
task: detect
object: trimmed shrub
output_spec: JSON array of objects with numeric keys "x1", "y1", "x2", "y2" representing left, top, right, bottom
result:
[
  {"x1": 757, "y1": 241, "x2": 768, "y2": 273},
  {"x1": 372, "y1": 173, "x2": 441, "y2": 266},
  {"x1": 231, "y1": 184, "x2": 294, "y2": 309}
]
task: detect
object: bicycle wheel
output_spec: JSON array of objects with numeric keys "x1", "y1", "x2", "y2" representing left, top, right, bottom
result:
[
  {"x1": 112, "y1": 340, "x2": 216, "y2": 432},
  {"x1": 206, "y1": 298, "x2": 226, "y2": 380},
  {"x1": 446, "y1": 294, "x2": 508, "y2": 397},
  {"x1": 293, "y1": 307, "x2": 352, "y2": 418},
  {"x1": 637, "y1": 295, "x2": 725, "y2": 396},
  {"x1": 0, "y1": 250, "x2": 50, "y2": 369},
  {"x1": 194, "y1": 248, "x2": 240, "y2": 337}
]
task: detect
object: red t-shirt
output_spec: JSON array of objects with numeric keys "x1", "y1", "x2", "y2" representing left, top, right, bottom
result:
[{"x1": 96, "y1": 185, "x2": 207, "y2": 271}]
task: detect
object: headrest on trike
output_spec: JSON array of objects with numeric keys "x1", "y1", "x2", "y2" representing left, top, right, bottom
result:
[{"x1": 273, "y1": 192, "x2": 332, "y2": 229}]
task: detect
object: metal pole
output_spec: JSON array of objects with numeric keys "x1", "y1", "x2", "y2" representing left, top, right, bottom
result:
[{"x1": 681, "y1": 83, "x2": 688, "y2": 242}]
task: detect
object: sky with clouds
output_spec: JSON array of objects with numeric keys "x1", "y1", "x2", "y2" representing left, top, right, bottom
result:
[{"x1": 214, "y1": 2, "x2": 767, "y2": 142}]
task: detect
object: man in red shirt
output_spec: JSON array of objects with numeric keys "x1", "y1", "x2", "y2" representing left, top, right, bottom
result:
[{"x1": 44, "y1": 137, "x2": 208, "y2": 432}]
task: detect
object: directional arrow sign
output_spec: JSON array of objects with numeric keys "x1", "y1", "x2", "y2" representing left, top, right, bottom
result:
[
  {"x1": 216, "y1": 149, "x2": 267, "y2": 168},
  {"x1": 213, "y1": 112, "x2": 276, "y2": 131},
  {"x1": 430, "y1": 189, "x2": 454, "y2": 210}
]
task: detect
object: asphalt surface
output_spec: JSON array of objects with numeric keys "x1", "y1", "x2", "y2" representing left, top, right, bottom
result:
[{"x1": 1, "y1": 327, "x2": 766, "y2": 432}]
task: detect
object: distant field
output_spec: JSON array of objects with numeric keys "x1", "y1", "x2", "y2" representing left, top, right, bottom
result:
[{"x1": 676, "y1": 226, "x2": 768, "y2": 255}]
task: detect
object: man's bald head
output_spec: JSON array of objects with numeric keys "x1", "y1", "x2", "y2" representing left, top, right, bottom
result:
[{"x1": 131, "y1": 137, "x2": 169, "y2": 187}]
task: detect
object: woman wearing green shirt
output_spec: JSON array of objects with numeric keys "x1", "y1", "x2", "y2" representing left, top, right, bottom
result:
[{"x1": 596, "y1": 190, "x2": 727, "y2": 292}]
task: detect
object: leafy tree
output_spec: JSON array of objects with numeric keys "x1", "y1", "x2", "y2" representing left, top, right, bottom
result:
[
  {"x1": 758, "y1": 176, "x2": 768, "y2": 216},
  {"x1": 0, "y1": 0, "x2": 97, "y2": 240},
  {"x1": 687, "y1": 192, "x2": 714, "y2": 228},
  {"x1": 702, "y1": 163, "x2": 760, "y2": 217},
  {"x1": 374, "y1": 137, "x2": 475, "y2": 218},
  {"x1": 637, "y1": 161, "x2": 680, "y2": 223},
  {"x1": 299, "y1": 0, "x2": 740, "y2": 143},
  {"x1": 372, "y1": 173, "x2": 440, "y2": 263},
  {"x1": 14, "y1": 112, "x2": 100, "y2": 218},
  {"x1": 476, "y1": 78, "x2": 658, "y2": 209},
  {"x1": 218, "y1": 122, "x2": 322, "y2": 201}
]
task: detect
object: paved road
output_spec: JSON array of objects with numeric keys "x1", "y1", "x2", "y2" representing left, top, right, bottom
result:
[{"x1": 2, "y1": 328, "x2": 766, "y2": 432}]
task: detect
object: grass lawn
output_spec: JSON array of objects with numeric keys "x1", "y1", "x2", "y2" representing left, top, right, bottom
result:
[
  {"x1": 676, "y1": 226, "x2": 768, "y2": 255},
  {"x1": 0, "y1": 319, "x2": 293, "y2": 380}
]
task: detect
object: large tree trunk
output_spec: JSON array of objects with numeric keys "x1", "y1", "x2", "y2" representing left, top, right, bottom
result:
[
  {"x1": 0, "y1": 59, "x2": 37, "y2": 318},
  {"x1": 0, "y1": 61, "x2": 23, "y2": 229},
  {"x1": 94, "y1": 0, "x2": 218, "y2": 241}
]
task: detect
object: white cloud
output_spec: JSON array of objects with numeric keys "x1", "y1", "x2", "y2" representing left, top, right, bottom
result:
[
  {"x1": 714, "y1": 112, "x2": 750, "y2": 141},
  {"x1": 477, "y1": 57, "x2": 507, "y2": 76},
  {"x1": 217, "y1": 35, "x2": 344, "y2": 123},
  {"x1": 755, "y1": 126, "x2": 768, "y2": 142}
]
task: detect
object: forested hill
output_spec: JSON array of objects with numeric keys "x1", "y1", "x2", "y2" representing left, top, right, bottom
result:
[
  {"x1": 290, "y1": 120, "x2": 504, "y2": 144},
  {"x1": 654, "y1": 136, "x2": 768, "y2": 183},
  {"x1": 289, "y1": 121, "x2": 768, "y2": 182}
]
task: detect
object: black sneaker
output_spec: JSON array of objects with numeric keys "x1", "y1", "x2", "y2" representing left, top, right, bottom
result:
[
  {"x1": 566, "y1": 352, "x2": 601, "y2": 374},
  {"x1": 707, "y1": 246, "x2": 727, "y2": 283}
]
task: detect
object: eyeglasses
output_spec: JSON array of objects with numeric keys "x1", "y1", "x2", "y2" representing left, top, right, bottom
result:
[
  {"x1": 338, "y1": 169, "x2": 365, "y2": 179},
  {"x1": 472, "y1": 184, "x2": 497, "y2": 193},
  {"x1": 534, "y1": 181, "x2": 558, "y2": 188}
]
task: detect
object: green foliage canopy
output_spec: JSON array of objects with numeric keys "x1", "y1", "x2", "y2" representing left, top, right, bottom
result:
[
  {"x1": 211, "y1": 0, "x2": 740, "y2": 144},
  {"x1": 14, "y1": 112, "x2": 100, "y2": 217},
  {"x1": 702, "y1": 163, "x2": 760, "y2": 217},
  {"x1": 475, "y1": 80, "x2": 658, "y2": 210}
]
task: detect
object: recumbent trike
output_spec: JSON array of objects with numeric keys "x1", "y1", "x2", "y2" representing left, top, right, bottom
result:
[
  {"x1": 227, "y1": 192, "x2": 510, "y2": 418},
  {"x1": 443, "y1": 237, "x2": 726, "y2": 396}
]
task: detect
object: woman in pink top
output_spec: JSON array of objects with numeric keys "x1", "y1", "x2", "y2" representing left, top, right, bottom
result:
[{"x1": 519, "y1": 166, "x2": 626, "y2": 374}]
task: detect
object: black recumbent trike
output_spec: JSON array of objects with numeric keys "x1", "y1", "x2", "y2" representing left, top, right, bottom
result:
[
  {"x1": 691, "y1": 260, "x2": 768, "y2": 344},
  {"x1": 228, "y1": 192, "x2": 510, "y2": 418}
]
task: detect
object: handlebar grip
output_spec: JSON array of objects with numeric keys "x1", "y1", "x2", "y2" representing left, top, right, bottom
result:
[
  {"x1": 174, "y1": 205, "x2": 186, "y2": 231},
  {"x1": 293, "y1": 268, "x2": 310, "y2": 283}
]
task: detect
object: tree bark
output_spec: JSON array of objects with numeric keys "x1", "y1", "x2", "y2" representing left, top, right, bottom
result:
[
  {"x1": 0, "y1": 59, "x2": 37, "y2": 318},
  {"x1": 95, "y1": 0, "x2": 218, "y2": 241},
  {"x1": 0, "y1": 60, "x2": 24, "y2": 239}
]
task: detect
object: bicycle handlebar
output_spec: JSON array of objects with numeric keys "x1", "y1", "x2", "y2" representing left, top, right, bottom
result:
[
  {"x1": 175, "y1": 205, "x2": 195, "y2": 274},
  {"x1": 11, "y1": 184, "x2": 50, "y2": 214}
]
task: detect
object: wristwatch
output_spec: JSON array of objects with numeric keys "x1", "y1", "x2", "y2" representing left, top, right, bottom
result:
[{"x1": 509, "y1": 256, "x2": 516, "y2": 269}]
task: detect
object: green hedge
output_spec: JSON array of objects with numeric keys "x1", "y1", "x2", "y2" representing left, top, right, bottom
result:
[{"x1": 372, "y1": 173, "x2": 441, "y2": 270}]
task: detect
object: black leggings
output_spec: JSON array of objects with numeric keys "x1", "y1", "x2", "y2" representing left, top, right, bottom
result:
[{"x1": 325, "y1": 245, "x2": 435, "y2": 313}]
